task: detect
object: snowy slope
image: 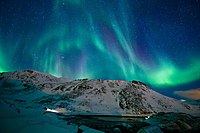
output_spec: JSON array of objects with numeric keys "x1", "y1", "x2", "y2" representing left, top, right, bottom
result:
[{"x1": 0, "y1": 70, "x2": 199, "y2": 116}]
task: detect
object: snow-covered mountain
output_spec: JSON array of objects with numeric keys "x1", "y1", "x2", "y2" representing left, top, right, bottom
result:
[
  {"x1": 1, "y1": 70, "x2": 200, "y2": 132},
  {"x1": 0, "y1": 70, "x2": 199, "y2": 116}
]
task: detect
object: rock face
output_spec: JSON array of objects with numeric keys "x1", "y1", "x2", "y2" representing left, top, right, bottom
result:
[
  {"x1": 143, "y1": 112, "x2": 200, "y2": 133},
  {"x1": 0, "y1": 70, "x2": 199, "y2": 116}
]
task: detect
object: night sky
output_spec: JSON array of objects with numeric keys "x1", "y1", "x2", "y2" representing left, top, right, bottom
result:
[{"x1": 0, "y1": 0, "x2": 200, "y2": 98}]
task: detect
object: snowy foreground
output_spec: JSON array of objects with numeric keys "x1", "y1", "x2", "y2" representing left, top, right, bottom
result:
[{"x1": 0, "y1": 70, "x2": 200, "y2": 133}]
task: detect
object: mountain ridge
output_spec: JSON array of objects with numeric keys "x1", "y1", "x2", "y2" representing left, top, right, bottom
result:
[{"x1": 0, "y1": 70, "x2": 199, "y2": 116}]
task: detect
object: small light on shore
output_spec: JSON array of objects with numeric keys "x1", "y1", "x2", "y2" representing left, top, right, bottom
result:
[
  {"x1": 180, "y1": 99, "x2": 186, "y2": 102},
  {"x1": 145, "y1": 116, "x2": 150, "y2": 119},
  {"x1": 45, "y1": 108, "x2": 59, "y2": 113}
]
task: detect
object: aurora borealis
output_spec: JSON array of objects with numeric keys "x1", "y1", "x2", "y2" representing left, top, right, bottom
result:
[{"x1": 0, "y1": 0, "x2": 200, "y2": 95}]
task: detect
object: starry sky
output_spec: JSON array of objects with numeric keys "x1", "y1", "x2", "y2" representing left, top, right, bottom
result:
[{"x1": 0, "y1": 0, "x2": 200, "y2": 98}]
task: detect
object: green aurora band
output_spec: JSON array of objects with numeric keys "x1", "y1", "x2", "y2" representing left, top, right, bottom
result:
[{"x1": 0, "y1": 0, "x2": 200, "y2": 89}]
